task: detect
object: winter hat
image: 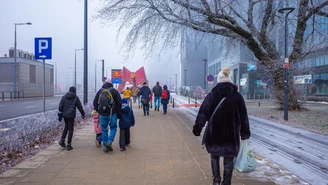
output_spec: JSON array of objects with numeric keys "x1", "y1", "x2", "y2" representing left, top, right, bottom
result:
[
  {"x1": 105, "y1": 78, "x2": 111, "y2": 83},
  {"x1": 217, "y1": 66, "x2": 232, "y2": 83},
  {"x1": 143, "y1": 81, "x2": 147, "y2": 85},
  {"x1": 69, "y1": 86, "x2": 76, "y2": 94},
  {"x1": 122, "y1": 98, "x2": 128, "y2": 104}
]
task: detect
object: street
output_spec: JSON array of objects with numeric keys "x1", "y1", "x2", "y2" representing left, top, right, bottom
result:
[{"x1": 0, "y1": 93, "x2": 96, "y2": 122}]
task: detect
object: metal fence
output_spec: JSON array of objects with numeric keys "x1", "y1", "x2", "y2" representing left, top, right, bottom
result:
[{"x1": 0, "y1": 91, "x2": 24, "y2": 101}]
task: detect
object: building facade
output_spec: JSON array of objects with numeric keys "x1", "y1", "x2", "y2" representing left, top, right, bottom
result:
[{"x1": 0, "y1": 48, "x2": 54, "y2": 98}]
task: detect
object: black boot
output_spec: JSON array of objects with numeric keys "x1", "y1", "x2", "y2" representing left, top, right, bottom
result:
[
  {"x1": 59, "y1": 140, "x2": 66, "y2": 148},
  {"x1": 222, "y1": 157, "x2": 234, "y2": 185},
  {"x1": 211, "y1": 155, "x2": 221, "y2": 185},
  {"x1": 66, "y1": 144, "x2": 73, "y2": 151}
]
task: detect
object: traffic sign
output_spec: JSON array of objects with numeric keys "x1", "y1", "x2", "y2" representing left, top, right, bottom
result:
[
  {"x1": 111, "y1": 69, "x2": 122, "y2": 84},
  {"x1": 247, "y1": 64, "x2": 256, "y2": 71},
  {"x1": 35, "y1": 37, "x2": 52, "y2": 60},
  {"x1": 262, "y1": 77, "x2": 268, "y2": 83},
  {"x1": 207, "y1": 74, "x2": 214, "y2": 82}
]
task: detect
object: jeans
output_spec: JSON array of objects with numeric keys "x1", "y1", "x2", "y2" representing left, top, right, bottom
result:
[
  {"x1": 119, "y1": 128, "x2": 130, "y2": 148},
  {"x1": 154, "y1": 96, "x2": 161, "y2": 109},
  {"x1": 96, "y1": 133, "x2": 102, "y2": 143},
  {"x1": 100, "y1": 114, "x2": 117, "y2": 148},
  {"x1": 61, "y1": 118, "x2": 74, "y2": 144},
  {"x1": 162, "y1": 103, "x2": 168, "y2": 113},
  {"x1": 143, "y1": 103, "x2": 149, "y2": 114}
]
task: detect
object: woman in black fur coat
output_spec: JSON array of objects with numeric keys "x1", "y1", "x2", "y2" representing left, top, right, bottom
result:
[{"x1": 193, "y1": 66, "x2": 251, "y2": 185}]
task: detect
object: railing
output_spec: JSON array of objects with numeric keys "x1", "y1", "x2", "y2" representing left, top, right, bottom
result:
[
  {"x1": 242, "y1": 93, "x2": 274, "y2": 101},
  {"x1": 0, "y1": 91, "x2": 24, "y2": 101}
]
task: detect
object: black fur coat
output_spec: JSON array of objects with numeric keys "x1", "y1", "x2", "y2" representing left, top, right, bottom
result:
[{"x1": 193, "y1": 82, "x2": 250, "y2": 156}]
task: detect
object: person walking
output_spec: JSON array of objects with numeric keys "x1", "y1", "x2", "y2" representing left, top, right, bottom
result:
[
  {"x1": 93, "y1": 79, "x2": 122, "y2": 153},
  {"x1": 119, "y1": 98, "x2": 135, "y2": 151},
  {"x1": 152, "y1": 82, "x2": 162, "y2": 111},
  {"x1": 192, "y1": 66, "x2": 251, "y2": 185},
  {"x1": 132, "y1": 86, "x2": 138, "y2": 103},
  {"x1": 139, "y1": 82, "x2": 151, "y2": 116},
  {"x1": 123, "y1": 87, "x2": 132, "y2": 107},
  {"x1": 160, "y1": 85, "x2": 170, "y2": 115},
  {"x1": 58, "y1": 86, "x2": 85, "y2": 151}
]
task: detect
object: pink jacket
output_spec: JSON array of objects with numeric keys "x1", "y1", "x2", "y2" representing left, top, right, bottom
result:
[{"x1": 93, "y1": 114, "x2": 102, "y2": 134}]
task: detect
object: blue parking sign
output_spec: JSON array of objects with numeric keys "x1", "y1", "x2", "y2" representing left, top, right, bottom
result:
[{"x1": 35, "y1": 37, "x2": 52, "y2": 60}]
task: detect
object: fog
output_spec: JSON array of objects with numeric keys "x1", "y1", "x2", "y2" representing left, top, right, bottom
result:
[{"x1": 0, "y1": 0, "x2": 180, "y2": 91}]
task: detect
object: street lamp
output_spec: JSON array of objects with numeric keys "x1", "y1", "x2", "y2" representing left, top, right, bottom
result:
[
  {"x1": 202, "y1": 59, "x2": 207, "y2": 91},
  {"x1": 184, "y1": 69, "x2": 187, "y2": 88},
  {"x1": 95, "y1": 59, "x2": 104, "y2": 92},
  {"x1": 278, "y1": 7, "x2": 295, "y2": 121},
  {"x1": 74, "y1": 48, "x2": 84, "y2": 87},
  {"x1": 14, "y1": 22, "x2": 32, "y2": 98},
  {"x1": 175, "y1": 74, "x2": 177, "y2": 94}
]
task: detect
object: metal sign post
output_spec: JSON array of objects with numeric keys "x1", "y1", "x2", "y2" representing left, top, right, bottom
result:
[{"x1": 35, "y1": 37, "x2": 52, "y2": 114}]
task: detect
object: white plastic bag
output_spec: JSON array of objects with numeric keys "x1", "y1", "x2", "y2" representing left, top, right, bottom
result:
[{"x1": 234, "y1": 139, "x2": 256, "y2": 172}]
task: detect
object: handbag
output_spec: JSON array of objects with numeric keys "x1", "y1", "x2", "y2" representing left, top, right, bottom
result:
[
  {"x1": 202, "y1": 97, "x2": 226, "y2": 145},
  {"x1": 234, "y1": 139, "x2": 256, "y2": 172},
  {"x1": 141, "y1": 98, "x2": 149, "y2": 105}
]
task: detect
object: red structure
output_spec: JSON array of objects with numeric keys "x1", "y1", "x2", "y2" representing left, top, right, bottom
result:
[{"x1": 118, "y1": 66, "x2": 147, "y2": 92}]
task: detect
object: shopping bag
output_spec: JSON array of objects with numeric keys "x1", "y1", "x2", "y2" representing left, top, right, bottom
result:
[{"x1": 234, "y1": 139, "x2": 256, "y2": 172}]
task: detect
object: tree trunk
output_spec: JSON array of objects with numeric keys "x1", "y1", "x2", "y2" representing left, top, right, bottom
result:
[{"x1": 272, "y1": 68, "x2": 301, "y2": 110}]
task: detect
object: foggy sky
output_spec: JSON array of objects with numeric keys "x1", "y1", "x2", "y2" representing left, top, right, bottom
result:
[{"x1": 0, "y1": 0, "x2": 180, "y2": 90}]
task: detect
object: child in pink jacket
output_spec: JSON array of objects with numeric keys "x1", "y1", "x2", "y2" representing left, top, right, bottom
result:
[{"x1": 92, "y1": 110, "x2": 102, "y2": 147}]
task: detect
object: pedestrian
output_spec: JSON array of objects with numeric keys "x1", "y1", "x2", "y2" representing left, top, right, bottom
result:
[
  {"x1": 160, "y1": 85, "x2": 170, "y2": 114},
  {"x1": 93, "y1": 79, "x2": 122, "y2": 153},
  {"x1": 149, "y1": 92, "x2": 153, "y2": 109},
  {"x1": 192, "y1": 66, "x2": 251, "y2": 185},
  {"x1": 139, "y1": 81, "x2": 151, "y2": 116},
  {"x1": 92, "y1": 109, "x2": 102, "y2": 147},
  {"x1": 119, "y1": 98, "x2": 135, "y2": 151},
  {"x1": 132, "y1": 86, "x2": 138, "y2": 103},
  {"x1": 58, "y1": 86, "x2": 85, "y2": 151},
  {"x1": 123, "y1": 87, "x2": 132, "y2": 107},
  {"x1": 152, "y1": 82, "x2": 162, "y2": 111}
]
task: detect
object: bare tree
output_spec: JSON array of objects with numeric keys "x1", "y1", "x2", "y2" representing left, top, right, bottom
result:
[{"x1": 97, "y1": 0, "x2": 328, "y2": 110}]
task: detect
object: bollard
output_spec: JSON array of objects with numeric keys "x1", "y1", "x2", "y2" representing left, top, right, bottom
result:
[
  {"x1": 195, "y1": 98, "x2": 197, "y2": 107},
  {"x1": 173, "y1": 98, "x2": 175, "y2": 108},
  {"x1": 170, "y1": 97, "x2": 172, "y2": 103},
  {"x1": 188, "y1": 97, "x2": 190, "y2": 104},
  {"x1": 18, "y1": 91, "x2": 20, "y2": 99},
  {"x1": 258, "y1": 101, "x2": 260, "y2": 107},
  {"x1": 1, "y1": 92, "x2": 4, "y2": 101},
  {"x1": 10, "y1": 91, "x2": 12, "y2": 100}
]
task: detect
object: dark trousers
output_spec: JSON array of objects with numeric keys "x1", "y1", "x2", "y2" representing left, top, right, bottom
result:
[
  {"x1": 119, "y1": 128, "x2": 130, "y2": 148},
  {"x1": 142, "y1": 103, "x2": 149, "y2": 114},
  {"x1": 162, "y1": 103, "x2": 168, "y2": 113},
  {"x1": 211, "y1": 154, "x2": 234, "y2": 185},
  {"x1": 61, "y1": 118, "x2": 75, "y2": 145}
]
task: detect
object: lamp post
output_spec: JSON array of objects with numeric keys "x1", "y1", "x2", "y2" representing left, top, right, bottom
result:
[
  {"x1": 202, "y1": 59, "x2": 207, "y2": 91},
  {"x1": 74, "y1": 48, "x2": 83, "y2": 87},
  {"x1": 175, "y1": 74, "x2": 177, "y2": 94},
  {"x1": 14, "y1": 22, "x2": 32, "y2": 99},
  {"x1": 184, "y1": 69, "x2": 187, "y2": 88},
  {"x1": 83, "y1": 0, "x2": 88, "y2": 105},
  {"x1": 95, "y1": 60, "x2": 104, "y2": 92},
  {"x1": 278, "y1": 7, "x2": 295, "y2": 121},
  {"x1": 169, "y1": 77, "x2": 171, "y2": 91}
]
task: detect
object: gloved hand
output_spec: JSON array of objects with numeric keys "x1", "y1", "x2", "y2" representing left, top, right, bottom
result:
[
  {"x1": 58, "y1": 117, "x2": 62, "y2": 122},
  {"x1": 81, "y1": 115, "x2": 85, "y2": 119},
  {"x1": 192, "y1": 125, "x2": 201, "y2": 136}
]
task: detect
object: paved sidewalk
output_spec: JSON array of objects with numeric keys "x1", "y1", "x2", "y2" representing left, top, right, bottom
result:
[{"x1": 0, "y1": 103, "x2": 276, "y2": 185}]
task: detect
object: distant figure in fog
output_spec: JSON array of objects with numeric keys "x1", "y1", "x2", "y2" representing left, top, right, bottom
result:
[
  {"x1": 192, "y1": 66, "x2": 251, "y2": 185},
  {"x1": 160, "y1": 85, "x2": 170, "y2": 115},
  {"x1": 58, "y1": 86, "x2": 85, "y2": 151},
  {"x1": 152, "y1": 82, "x2": 162, "y2": 111},
  {"x1": 139, "y1": 82, "x2": 151, "y2": 116}
]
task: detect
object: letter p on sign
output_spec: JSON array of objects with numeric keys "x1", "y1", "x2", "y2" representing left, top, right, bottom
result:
[{"x1": 35, "y1": 37, "x2": 52, "y2": 60}]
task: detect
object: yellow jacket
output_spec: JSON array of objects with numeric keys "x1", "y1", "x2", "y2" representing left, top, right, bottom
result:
[{"x1": 123, "y1": 89, "x2": 132, "y2": 98}]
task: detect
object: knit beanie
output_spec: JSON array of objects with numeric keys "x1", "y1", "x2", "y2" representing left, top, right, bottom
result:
[
  {"x1": 217, "y1": 66, "x2": 232, "y2": 83},
  {"x1": 69, "y1": 86, "x2": 76, "y2": 94}
]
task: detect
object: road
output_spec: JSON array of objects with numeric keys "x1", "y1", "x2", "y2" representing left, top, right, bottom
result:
[
  {"x1": 0, "y1": 93, "x2": 96, "y2": 121},
  {"x1": 173, "y1": 94, "x2": 328, "y2": 185}
]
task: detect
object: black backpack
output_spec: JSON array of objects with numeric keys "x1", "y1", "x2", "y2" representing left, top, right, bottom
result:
[{"x1": 97, "y1": 87, "x2": 115, "y2": 114}]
